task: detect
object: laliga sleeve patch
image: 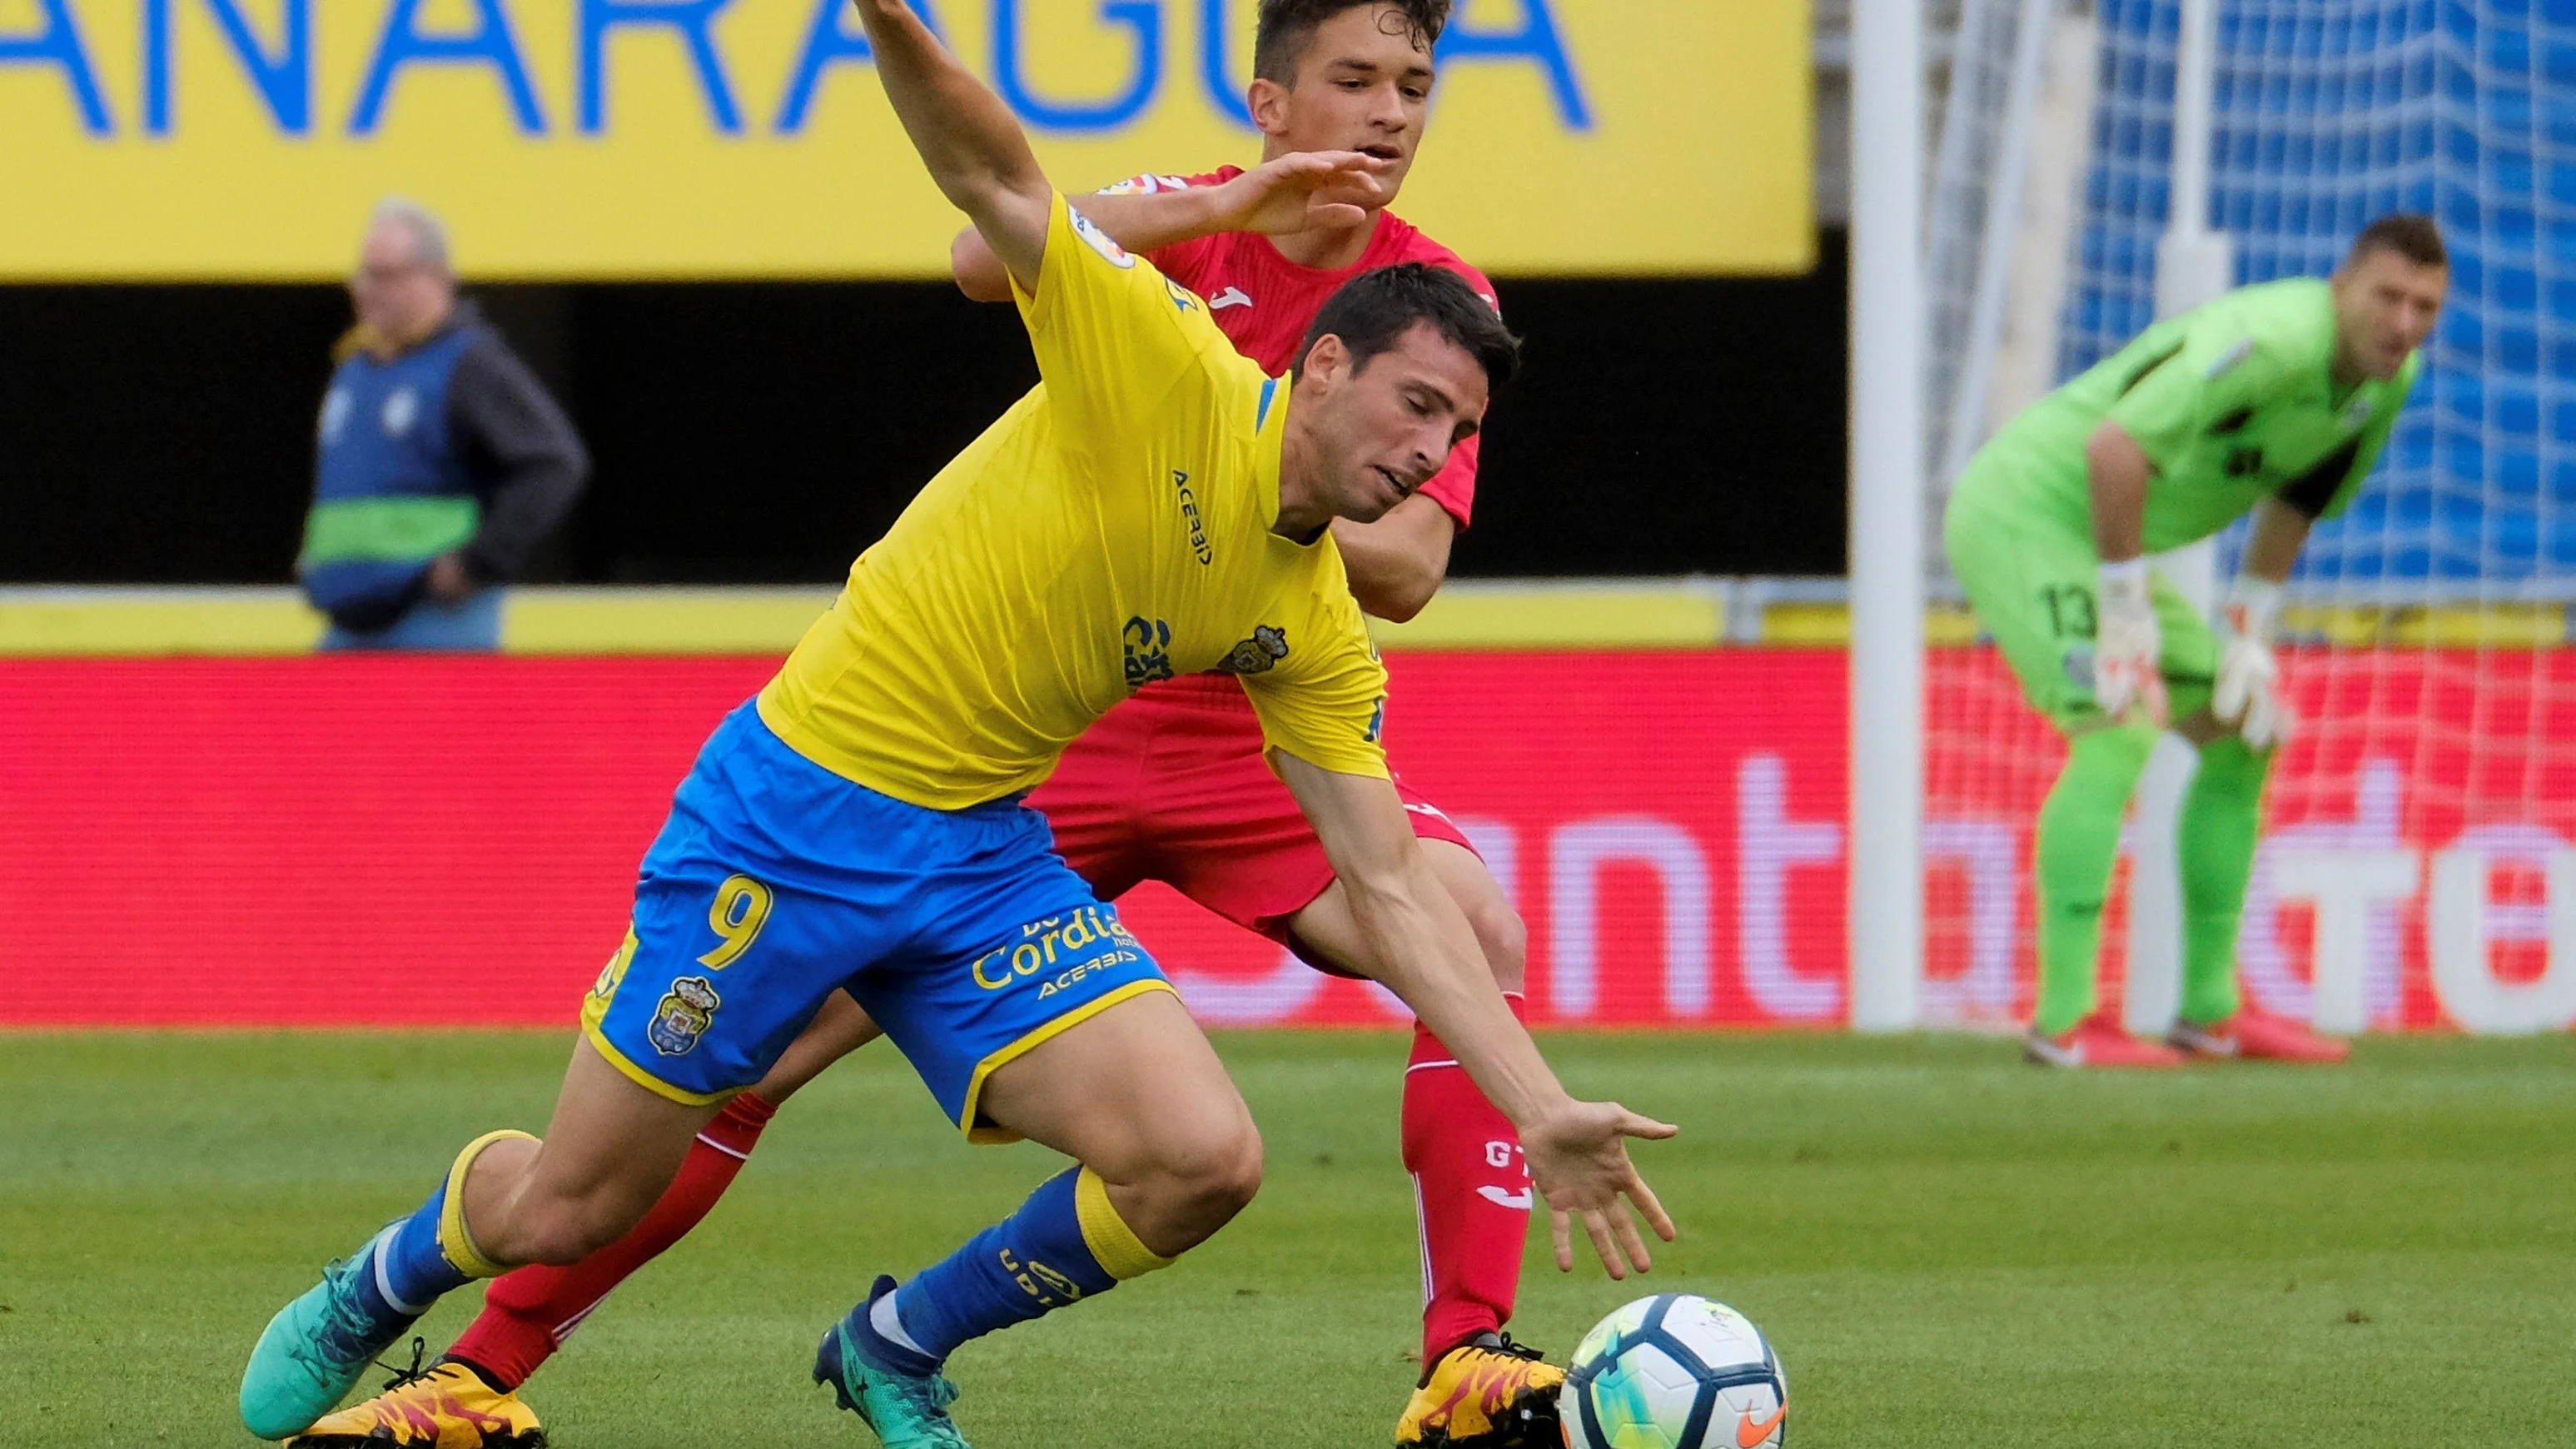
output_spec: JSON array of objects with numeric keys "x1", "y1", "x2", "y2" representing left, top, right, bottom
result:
[
  {"x1": 1097, "y1": 173, "x2": 1193, "y2": 197},
  {"x1": 1067, "y1": 202, "x2": 1136, "y2": 269}
]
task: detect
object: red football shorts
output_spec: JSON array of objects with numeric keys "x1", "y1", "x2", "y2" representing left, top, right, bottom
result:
[{"x1": 1029, "y1": 673, "x2": 1477, "y2": 948}]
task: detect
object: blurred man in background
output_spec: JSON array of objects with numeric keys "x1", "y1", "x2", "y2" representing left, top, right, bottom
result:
[
  {"x1": 1947, "y1": 215, "x2": 2446, "y2": 1068},
  {"x1": 299, "y1": 199, "x2": 589, "y2": 650}
]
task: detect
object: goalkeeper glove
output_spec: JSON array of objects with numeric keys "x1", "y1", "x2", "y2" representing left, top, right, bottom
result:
[
  {"x1": 2092, "y1": 559, "x2": 2167, "y2": 726},
  {"x1": 2213, "y1": 575, "x2": 2290, "y2": 748}
]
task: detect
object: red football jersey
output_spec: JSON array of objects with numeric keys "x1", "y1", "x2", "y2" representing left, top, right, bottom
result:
[{"x1": 1106, "y1": 167, "x2": 1495, "y2": 528}]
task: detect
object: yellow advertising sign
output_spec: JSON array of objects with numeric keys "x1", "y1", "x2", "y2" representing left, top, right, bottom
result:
[{"x1": 0, "y1": 0, "x2": 1811, "y2": 279}]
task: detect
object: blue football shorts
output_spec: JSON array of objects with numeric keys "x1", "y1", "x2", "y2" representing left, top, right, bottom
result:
[{"x1": 582, "y1": 702, "x2": 1173, "y2": 1141}]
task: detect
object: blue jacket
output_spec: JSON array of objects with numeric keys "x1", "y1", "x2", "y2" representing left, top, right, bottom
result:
[{"x1": 301, "y1": 302, "x2": 588, "y2": 633}]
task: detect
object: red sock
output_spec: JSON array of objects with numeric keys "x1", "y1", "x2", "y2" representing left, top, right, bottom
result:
[
  {"x1": 447, "y1": 1090, "x2": 778, "y2": 1390},
  {"x1": 1402, "y1": 994, "x2": 1532, "y2": 1366}
]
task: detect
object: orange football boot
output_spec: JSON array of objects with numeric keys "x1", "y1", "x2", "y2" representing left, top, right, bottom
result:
[
  {"x1": 287, "y1": 1361, "x2": 546, "y2": 1449},
  {"x1": 1395, "y1": 1332, "x2": 1564, "y2": 1448}
]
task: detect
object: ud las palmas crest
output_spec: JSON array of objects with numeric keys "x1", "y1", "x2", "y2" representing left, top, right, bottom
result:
[
  {"x1": 1219, "y1": 625, "x2": 1289, "y2": 675},
  {"x1": 649, "y1": 976, "x2": 722, "y2": 1057}
]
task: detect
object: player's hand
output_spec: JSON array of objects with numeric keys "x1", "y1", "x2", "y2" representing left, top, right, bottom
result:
[
  {"x1": 424, "y1": 552, "x2": 477, "y2": 604},
  {"x1": 1212, "y1": 152, "x2": 1394, "y2": 237},
  {"x1": 2092, "y1": 560, "x2": 2167, "y2": 727},
  {"x1": 2213, "y1": 575, "x2": 2290, "y2": 748},
  {"x1": 1521, "y1": 1098, "x2": 1678, "y2": 1280}
]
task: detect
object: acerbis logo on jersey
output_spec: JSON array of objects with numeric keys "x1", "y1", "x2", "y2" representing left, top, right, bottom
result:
[
  {"x1": 969, "y1": 907, "x2": 1146, "y2": 994},
  {"x1": 1172, "y1": 471, "x2": 1211, "y2": 564}
]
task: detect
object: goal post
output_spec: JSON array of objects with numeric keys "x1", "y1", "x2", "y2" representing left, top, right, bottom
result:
[
  {"x1": 2122, "y1": 0, "x2": 2234, "y2": 1035},
  {"x1": 1847, "y1": 0, "x2": 1927, "y2": 1033}
]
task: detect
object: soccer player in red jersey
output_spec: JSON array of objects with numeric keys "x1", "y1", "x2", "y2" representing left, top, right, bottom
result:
[{"x1": 294, "y1": 7, "x2": 1569, "y2": 1448}]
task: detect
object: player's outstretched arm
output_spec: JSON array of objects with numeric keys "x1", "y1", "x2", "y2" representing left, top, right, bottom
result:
[
  {"x1": 950, "y1": 152, "x2": 1394, "y2": 301},
  {"x1": 851, "y1": 0, "x2": 1052, "y2": 291},
  {"x1": 1272, "y1": 750, "x2": 1678, "y2": 1277}
]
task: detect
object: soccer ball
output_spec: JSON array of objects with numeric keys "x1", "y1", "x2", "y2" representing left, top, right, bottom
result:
[{"x1": 1561, "y1": 1294, "x2": 1788, "y2": 1449}]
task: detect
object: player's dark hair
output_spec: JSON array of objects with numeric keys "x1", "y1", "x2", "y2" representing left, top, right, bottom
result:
[
  {"x1": 2348, "y1": 213, "x2": 2447, "y2": 269},
  {"x1": 1294, "y1": 262, "x2": 1519, "y2": 390},
  {"x1": 1254, "y1": 0, "x2": 1450, "y2": 86}
]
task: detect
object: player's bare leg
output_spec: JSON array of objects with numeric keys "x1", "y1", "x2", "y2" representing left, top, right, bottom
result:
[
  {"x1": 1291, "y1": 839, "x2": 1565, "y2": 1449},
  {"x1": 457, "y1": 1040, "x2": 720, "y2": 1266},
  {"x1": 296, "y1": 996, "x2": 890, "y2": 1447},
  {"x1": 241, "y1": 1038, "x2": 718, "y2": 1439},
  {"x1": 814, "y1": 988, "x2": 1257, "y2": 1447},
  {"x1": 973, "y1": 987, "x2": 1264, "y2": 1250},
  {"x1": 301, "y1": 989, "x2": 886, "y2": 1443}
]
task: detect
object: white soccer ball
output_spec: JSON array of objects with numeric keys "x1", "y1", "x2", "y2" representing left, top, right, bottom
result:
[{"x1": 1561, "y1": 1294, "x2": 1788, "y2": 1449}]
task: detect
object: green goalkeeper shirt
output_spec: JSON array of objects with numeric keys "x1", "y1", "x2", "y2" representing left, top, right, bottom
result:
[{"x1": 1960, "y1": 277, "x2": 2422, "y2": 550}]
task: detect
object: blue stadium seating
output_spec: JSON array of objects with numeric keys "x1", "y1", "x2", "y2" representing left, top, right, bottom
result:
[{"x1": 2065, "y1": 0, "x2": 2576, "y2": 593}]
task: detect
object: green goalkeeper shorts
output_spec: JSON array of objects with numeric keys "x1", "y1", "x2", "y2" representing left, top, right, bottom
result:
[{"x1": 1943, "y1": 470, "x2": 2215, "y2": 734}]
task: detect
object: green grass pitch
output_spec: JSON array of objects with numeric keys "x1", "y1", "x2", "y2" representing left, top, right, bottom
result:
[{"x1": 3, "y1": 1029, "x2": 2570, "y2": 1447}]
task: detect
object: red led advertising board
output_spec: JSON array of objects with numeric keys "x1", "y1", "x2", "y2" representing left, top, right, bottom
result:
[{"x1": 4, "y1": 650, "x2": 2569, "y2": 1032}]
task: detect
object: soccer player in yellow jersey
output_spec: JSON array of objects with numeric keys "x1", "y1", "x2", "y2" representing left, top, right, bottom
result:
[{"x1": 239, "y1": 4, "x2": 1675, "y2": 1446}]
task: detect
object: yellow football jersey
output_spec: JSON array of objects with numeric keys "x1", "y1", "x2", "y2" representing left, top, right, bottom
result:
[{"x1": 757, "y1": 194, "x2": 1390, "y2": 810}]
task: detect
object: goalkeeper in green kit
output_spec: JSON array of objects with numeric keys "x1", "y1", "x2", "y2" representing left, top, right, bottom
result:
[{"x1": 1946, "y1": 215, "x2": 2449, "y2": 1068}]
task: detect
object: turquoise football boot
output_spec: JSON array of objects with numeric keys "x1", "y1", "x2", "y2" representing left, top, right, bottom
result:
[
  {"x1": 813, "y1": 1276, "x2": 969, "y2": 1448},
  {"x1": 240, "y1": 1227, "x2": 421, "y2": 1440}
]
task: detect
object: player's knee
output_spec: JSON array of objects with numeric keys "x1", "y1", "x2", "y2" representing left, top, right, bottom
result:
[
  {"x1": 1465, "y1": 894, "x2": 1529, "y2": 996},
  {"x1": 1147, "y1": 1113, "x2": 1265, "y2": 1226}
]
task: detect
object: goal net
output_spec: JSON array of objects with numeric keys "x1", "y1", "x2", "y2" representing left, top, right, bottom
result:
[{"x1": 1920, "y1": 0, "x2": 2576, "y2": 1033}]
